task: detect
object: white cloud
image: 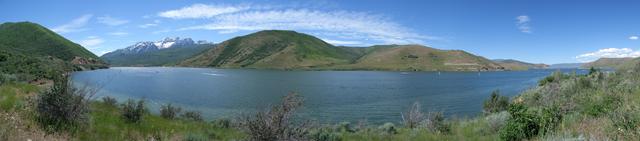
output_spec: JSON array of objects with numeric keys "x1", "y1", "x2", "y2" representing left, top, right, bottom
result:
[
  {"x1": 78, "y1": 36, "x2": 104, "y2": 48},
  {"x1": 158, "y1": 4, "x2": 248, "y2": 19},
  {"x1": 139, "y1": 20, "x2": 161, "y2": 28},
  {"x1": 108, "y1": 32, "x2": 128, "y2": 36},
  {"x1": 164, "y1": 4, "x2": 434, "y2": 45},
  {"x1": 516, "y1": 15, "x2": 532, "y2": 33},
  {"x1": 52, "y1": 14, "x2": 92, "y2": 34},
  {"x1": 321, "y1": 38, "x2": 364, "y2": 46},
  {"x1": 630, "y1": 36, "x2": 639, "y2": 40},
  {"x1": 97, "y1": 15, "x2": 129, "y2": 26},
  {"x1": 575, "y1": 48, "x2": 640, "y2": 62}
]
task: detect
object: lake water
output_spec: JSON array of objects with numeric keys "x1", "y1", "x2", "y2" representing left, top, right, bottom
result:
[{"x1": 71, "y1": 67, "x2": 586, "y2": 124}]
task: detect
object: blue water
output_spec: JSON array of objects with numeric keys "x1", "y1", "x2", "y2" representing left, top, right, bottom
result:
[{"x1": 71, "y1": 67, "x2": 586, "y2": 124}]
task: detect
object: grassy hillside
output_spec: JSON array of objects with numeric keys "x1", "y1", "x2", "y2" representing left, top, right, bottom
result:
[
  {"x1": 101, "y1": 44, "x2": 214, "y2": 66},
  {"x1": 180, "y1": 30, "x2": 356, "y2": 69},
  {"x1": 582, "y1": 57, "x2": 634, "y2": 69},
  {"x1": 181, "y1": 30, "x2": 504, "y2": 71},
  {"x1": 0, "y1": 22, "x2": 105, "y2": 81},
  {"x1": 328, "y1": 45, "x2": 503, "y2": 71},
  {"x1": 493, "y1": 59, "x2": 548, "y2": 70},
  {"x1": 0, "y1": 22, "x2": 99, "y2": 61}
]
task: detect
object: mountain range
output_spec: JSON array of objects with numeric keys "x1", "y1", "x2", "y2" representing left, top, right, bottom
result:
[{"x1": 101, "y1": 37, "x2": 214, "y2": 66}]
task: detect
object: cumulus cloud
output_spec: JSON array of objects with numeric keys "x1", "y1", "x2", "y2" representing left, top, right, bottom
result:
[
  {"x1": 78, "y1": 36, "x2": 104, "y2": 48},
  {"x1": 630, "y1": 36, "x2": 639, "y2": 40},
  {"x1": 52, "y1": 14, "x2": 92, "y2": 34},
  {"x1": 575, "y1": 48, "x2": 640, "y2": 62},
  {"x1": 516, "y1": 15, "x2": 532, "y2": 33},
  {"x1": 160, "y1": 4, "x2": 435, "y2": 45},
  {"x1": 97, "y1": 15, "x2": 129, "y2": 26},
  {"x1": 158, "y1": 4, "x2": 248, "y2": 19}
]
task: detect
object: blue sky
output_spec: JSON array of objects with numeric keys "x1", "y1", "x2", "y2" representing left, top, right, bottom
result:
[{"x1": 1, "y1": 0, "x2": 640, "y2": 64}]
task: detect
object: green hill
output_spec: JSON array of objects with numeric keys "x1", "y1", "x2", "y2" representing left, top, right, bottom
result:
[
  {"x1": 582, "y1": 57, "x2": 634, "y2": 69},
  {"x1": 0, "y1": 22, "x2": 99, "y2": 61},
  {"x1": 0, "y1": 22, "x2": 105, "y2": 80},
  {"x1": 331, "y1": 45, "x2": 504, "y2": 71},
  {"x1": 179, "y1": 30, "x2": 357, "y2": 69},
  {"x1": 101, "y1": 44, "x2": 213, "y2": 66},
  {"x1": 492, "y1": 59, "x2": 548, "y2": 70},
  {"x1": 180, "y1": 30, "x2": 505, "y2": 71}
]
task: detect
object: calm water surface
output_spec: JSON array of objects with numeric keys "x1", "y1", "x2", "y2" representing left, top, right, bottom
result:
[{"x1": 71, "y1": 67, "x2": 585, "y2": 124}]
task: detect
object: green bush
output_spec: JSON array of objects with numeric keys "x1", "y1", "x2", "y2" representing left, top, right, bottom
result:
[
  {"x1": 424, "y1": 111, "x2": 450, "y2": 133},
  {"x1": 212, "y1": 119, "x2": 232, "y2": 129},
  {"x1": 182, "y1": 110, "x2": 203, "y2": 121},
  {"x1": 121, "y1": 99, "x2": 146, "y2": 123},
  {"x1": 499, "y1": 104, "x2": 540, "y2": 141},
  {"x1": 538, "y1": 106, "x2": 562, "y2": 136},
  {"x1": 309, "y1": 128, "x2": 342, "y2": 141},
  {"x1": 101, "y1": 96, "x2": 117, "y2": 107},
  {"x1": 335, "y1": 122, "x2": 355, "y2": 133},
  {"x1": 378, "y1": 122, "x2": 397, "y2": 134},
  {"x1": 483, "y1": 90, "x2": 510, "y2": 114},
  {"x1": 160, "y1": 103, "x2": 182, "y2": 120},
  {"x1": 583, "y1": 95, "x2": 619, "y2": 117},
  {"x1": 36, "y1": 76, "x2": 94, "y2": 132}
]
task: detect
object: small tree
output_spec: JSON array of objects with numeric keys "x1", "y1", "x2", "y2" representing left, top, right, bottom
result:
[
  {"x1": 36, "y1": 76, "x2": 96, "y2": 132},
  {"x1": 102, "y1": 96, "x2": 118, "y2": 107},
  {"x1": 122, "y1": 99, "x2": 146, "y2": 123},
  {"x1": 402, "y1": 102, "x2": 425, "y2": 129},
  {"x1": 240, "y1": 92, "x2": 308, "y2": 141},
  {"x1": 588, "y1": 67, "x2": 598, "y2": 75},
  {"x1": 160, "y1": 103, "x2": 182, "y2": 120},
  {"x1": 483, "y1": 90, "x2": 510, "y2": 114}
]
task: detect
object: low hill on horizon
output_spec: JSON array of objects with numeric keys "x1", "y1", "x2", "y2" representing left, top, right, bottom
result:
[
  {"x1": 179, "y1": 30, "x2": 505, "y2": 71},
  {"x1": 492, "y1": 59, "x2": 549, "y2": 70},
  {"x1": 582, "y1": 57, "x2": 635, "y2": 69}
]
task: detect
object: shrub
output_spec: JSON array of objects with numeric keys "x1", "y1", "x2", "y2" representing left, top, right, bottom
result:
[
  {"x1": 121, "y1": 99, "x2": 146, "y2": 123},
  {"x1": 160, "y1": 103, "x2": 182, "y2": 120},
  {"x1": 309, "y1": 128, "x2": 342, "y2": 141},
  {"x1": 101, "y1": 96, "x2": 117, "y2": 107},
  {"x1": 378, "y1": 122, "x2": 397, "y2": 134},
  {"x1": 499, "y1": 104, "x2": 540, "y2": 141},
  {"x1": 183, "y1": 133, "x2": 208, "y2": 141},
  {"x1": 36, "y1": 76, "x2": 95, "y2": 132},
  {"x1": 485, "y1": 111, "x2": 510, "y2": 133},
  {"x1": 539, "y1": 106, "x2": 562, "y2": 136},
  {"x1": 212, "y1": 118, "x2": 232, "y2": 128},
  {"x1": 239, "y1": 92, "x2": 308, "y2": 141},
  {"x1": 334, "y1": 122, "x2": 354, "y2": 133},
  {"x1": 424, "y1": 111, "x2": 450, "y2": 133},
  {"x1": 583, "y1": 95, "x2": 619, "y2": 117},
  {"x1": 402, "y1": 102, "x2": 425, "y2": 129},
  {"x1": 483, "y1": 90, "x2": 510, "y2": 114},
  {"x1": 182, "y1": 110, "x2": 203, "y2": 121}
]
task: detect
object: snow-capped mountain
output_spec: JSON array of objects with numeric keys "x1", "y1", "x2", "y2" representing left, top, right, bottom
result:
[{"x1": 103, "y1": 37, "x2": 208, "y2": 56}]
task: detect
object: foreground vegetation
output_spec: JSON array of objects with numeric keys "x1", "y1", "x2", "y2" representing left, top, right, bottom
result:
[{"x1": 3, "y1": 57, "x2": 640, "y2": 140}]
